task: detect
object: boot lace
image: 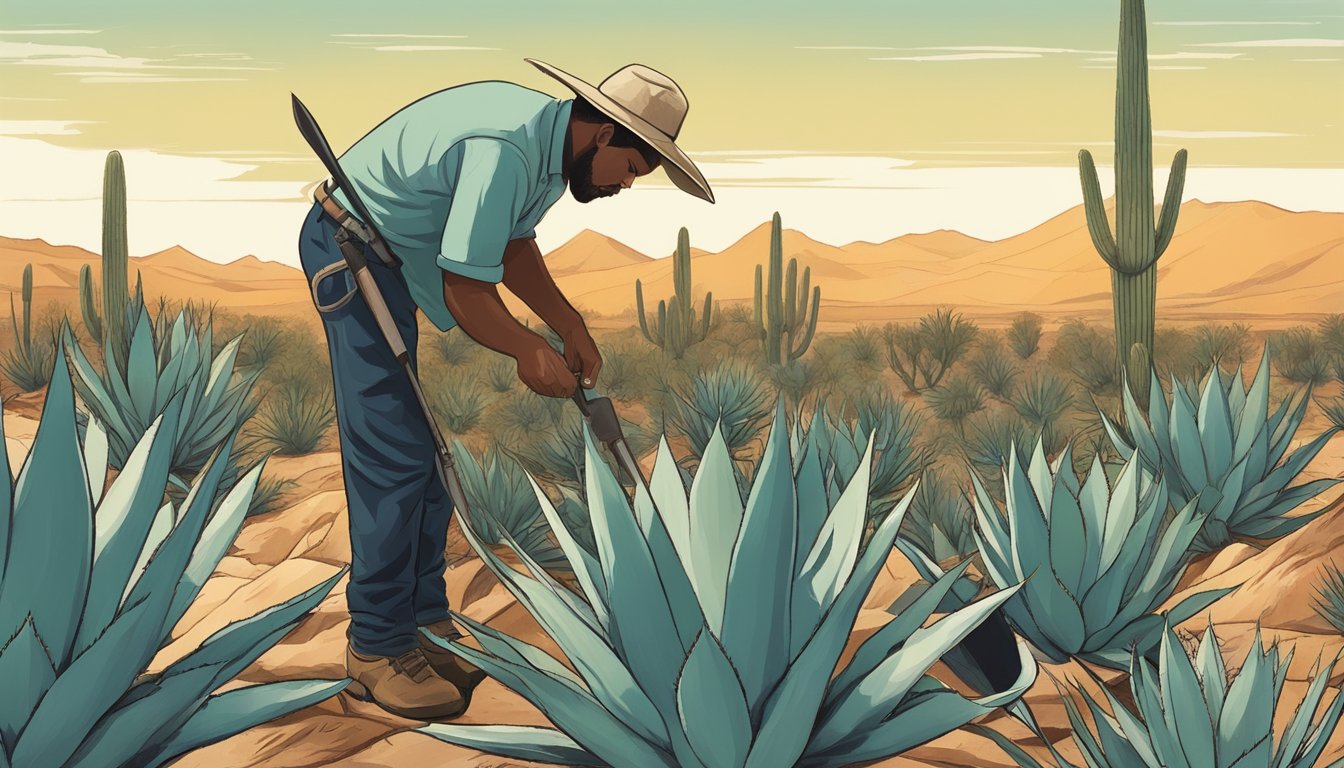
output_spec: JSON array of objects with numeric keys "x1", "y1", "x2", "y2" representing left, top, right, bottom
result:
[{"x1": 391, "y1": 648, "x2": 433, "y2": 683}]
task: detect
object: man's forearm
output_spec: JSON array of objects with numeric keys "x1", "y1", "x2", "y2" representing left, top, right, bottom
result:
[
  {"x1": 441, "y1": 273, "x2": 545, "y2": 359},
  {"x1": 501, "y1": 238, "x2": 583, "y2": 335}
]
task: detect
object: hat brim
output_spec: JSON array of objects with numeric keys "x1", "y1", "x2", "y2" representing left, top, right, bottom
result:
[{"x1": 525, "y1": 57, "x2": 715, "y2": 204}]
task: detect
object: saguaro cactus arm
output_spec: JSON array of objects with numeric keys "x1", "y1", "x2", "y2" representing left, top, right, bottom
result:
[
  {"x1": 1154, "y1": 149, "x2": 1188, "y2": 257},
  {"x1": 1079, "y1": 149, "x2": 1121, "y2": 270}
]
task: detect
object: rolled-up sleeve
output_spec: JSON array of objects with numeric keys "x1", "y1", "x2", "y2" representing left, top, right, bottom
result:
[{"x1": 436, "y1": 138, "x2": 530, "y2": 284}]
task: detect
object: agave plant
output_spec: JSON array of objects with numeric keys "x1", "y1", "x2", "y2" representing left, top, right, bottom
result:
[
  {"x1": 0, "y1": 353, "x2": 347, "y2": 768},
  {"x1": 900, "y1": 469, "x2": 976, "y2": 564},
  {"x1": 1313, "y1": 561, "x2": 1344, "y2": 634},
  {"x1": 968, "y1": 438, "x2": 1235, "y2": 669},
  {"x1": 977, "y1": 622, "x2": 1344, "y2": 768},
  {"x1": 1100, "y1": 348, "x2": 1342, "y2": 552},
  {"x1": 670, "y1": 361, "x2": 773, "y2": 461},
  {"x1": 419, "y1": 404, "x2": 1037, "y2": 767},
  {"x1": 64, "y1": 299, "x2": 261, "y2": 484},
  {"x1": 792, "y1": 392, "x2": 927, "y2": 526},
  {"x1": 453, "y1": 439, "x2": 567, "y2": 571}
]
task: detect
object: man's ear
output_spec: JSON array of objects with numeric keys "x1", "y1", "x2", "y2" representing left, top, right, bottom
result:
[{"x1": 595, "y1": 122, "x2": 615, "y2": 147}]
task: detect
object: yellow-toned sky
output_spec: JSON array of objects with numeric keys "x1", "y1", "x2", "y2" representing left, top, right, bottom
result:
[{"x1": 1, "y1": 0, "x2": 1341, "y2": 265}]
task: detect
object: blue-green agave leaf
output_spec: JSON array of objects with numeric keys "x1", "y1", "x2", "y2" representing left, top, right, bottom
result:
[
  {"x1": 0, "y1": 350, "x2": 93, "y2": 670},
  {"x1": 721, "y1": 401, "x2": 796, "y2": 720},
  {"x1": 676, "y1": 629, "x2": 753, "y2": 768},
  {"x1": 0, "y1": 617, "x2": 56, "y2": 750},
  {"x1": 687, "y1": 421, "x2": 745, "y2": 634},
  {"x1": 418, "y1": 724, "x2": 603, "y2": 766}
]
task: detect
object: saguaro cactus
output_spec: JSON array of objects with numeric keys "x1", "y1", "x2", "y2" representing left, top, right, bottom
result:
[
  {"x1": 754, "y1": 212, "x2": 820, "y2": 365},
  {"x1": 1079, "y1": 0, "x2": 1187, "y2": 405},
  {"x1": 80, "y1": 150, "x2": 131, "y2": 362},
  {"x1": 635, "y1": 227, "x2": 713, "y2": 359}
]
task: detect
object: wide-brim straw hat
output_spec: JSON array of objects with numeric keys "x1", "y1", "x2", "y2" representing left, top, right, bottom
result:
[{"x1": 525, "y1": 58, "x2": 715, "y2": 204}]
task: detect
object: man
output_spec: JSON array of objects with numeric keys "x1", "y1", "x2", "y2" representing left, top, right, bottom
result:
[{"x1": 295, "y1": 58, "x2": 714, "y2": 721}]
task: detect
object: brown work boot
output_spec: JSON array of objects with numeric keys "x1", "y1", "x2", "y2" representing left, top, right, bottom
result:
[
  {"x1": 344, "y1": 643, "x2": 467, "y2": 720},
  {"x1": 418, "y1": 619, "x2": 488, "y2": 702}
]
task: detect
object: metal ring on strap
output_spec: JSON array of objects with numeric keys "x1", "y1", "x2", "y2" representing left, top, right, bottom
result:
[{"x1": 311, "y1": 260, "x2": 357, "y2": 313}]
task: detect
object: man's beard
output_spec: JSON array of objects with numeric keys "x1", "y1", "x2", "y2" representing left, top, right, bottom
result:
[{"x1": 569, "y1": 146, "x2": 620, "y2": 203}]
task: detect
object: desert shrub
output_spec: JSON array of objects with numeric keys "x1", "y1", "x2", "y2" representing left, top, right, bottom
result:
[
  {"x1": 671, "y1": 361, "x2": 773, "y2": 462},
  {"x1": 1, "y1": 264, "x2": 57, "y2": 392},
  {"x1": 882, "y1": 308, "x2": 978, "y2": 393},
  {"x1": 454, "y1": 440, "x2": 566, "y2": 570},
  {"x1": 246, "y1": 473, "x2": 298, "y2": 517},
  {"x1": 961, "y1": 408, "x2": 1032, "y2": 478},
  {"x1": 767, "y1": 359, "x2": 819, "y2": 408},
  {"x1": 900, "y1": 468, "x2": 976, "y2": 563},
  {"x1": 1274, "y1": 326, "x2": 1332, "y2": 386},
  {"x1": 235, "y1": 315, "x2": 286, "y2": 373},
  {"x1": 1319, "y1": 313, "x2": 1344, "y2": 359},
  {"x1": 1007, "y1": 313, "x2": 1042, "y2": 359},
  {"x1": 1313, "y1": 561, "x2": 1344, "y2": 633},
  {"x1": 924, "y1": 374, "x2": 986, "y2": 427},
  {"x1": 421, "y1": 408, "x2": 1037, "y2": 767},
  {"x1": 1047, "y1": 319, "x2": 1117, "y2": 395},
  {"x1": 434, "y1": 328, "x2": 477, "y2": 366},
  {"x1": 968, "y1": 334, "x2": 1019, "y2": 399},
  {"x1": 249, "y1": 375, "x2": 334, "y2": 455},
  {"x1": 1012, "y1": 371, "x2": 1073, "y2": 451},
  {"x1": 484, "y1": 354, "x2": 516, "y2": 393},
  {"x1": 846, "y1": 324, "x2": 884, "y2": 369},
  {"x1": 432, "y1": 378, "x2": 490, "y2": 435}
]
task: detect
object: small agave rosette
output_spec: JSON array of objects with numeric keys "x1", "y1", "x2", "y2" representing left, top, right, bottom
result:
[
  {"x1": 978, "y1": 622, "x2": 1344, "y2": 768},
  {"x1": 969, "y1": 438, "x2": 1235, "y2": 669},
  {"x1": 1101, "y1": 347, "x2": 1342, "y2": 552},
  {"x1": 421, "y1": 402, "x2": 1037, "y2": 767}
]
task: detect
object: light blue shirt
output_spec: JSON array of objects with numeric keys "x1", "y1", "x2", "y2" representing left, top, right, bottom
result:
[{"x1": 331, "y1": 82, "x2": 572, "y2": 331}]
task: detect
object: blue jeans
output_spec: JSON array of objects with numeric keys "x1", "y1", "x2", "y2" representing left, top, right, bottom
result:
[{"x1": 297, "y1": 202, "x2": 453, "y2": 657}]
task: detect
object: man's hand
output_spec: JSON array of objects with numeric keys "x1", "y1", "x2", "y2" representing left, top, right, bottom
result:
[
  {"x1": 560, "y1": 325, "x2": 602, "y2": 389},
  {"x1": 514, "y1": 337, "x2": 577, "y2": 398}
]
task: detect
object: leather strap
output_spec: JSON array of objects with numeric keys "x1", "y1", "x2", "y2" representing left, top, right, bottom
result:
[{"x1": 312, "y1": 180, "x2": 402, "y2": 268}]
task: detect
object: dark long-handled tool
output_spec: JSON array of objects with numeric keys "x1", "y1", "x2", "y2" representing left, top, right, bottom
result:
[{"x1": 292, "y1": 94, "x2": 648, "y2": 506}]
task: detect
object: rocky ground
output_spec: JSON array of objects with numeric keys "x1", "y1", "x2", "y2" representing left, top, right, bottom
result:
[{"x1": 4, "y1": 399, "x2": 1343, "y2": 768}]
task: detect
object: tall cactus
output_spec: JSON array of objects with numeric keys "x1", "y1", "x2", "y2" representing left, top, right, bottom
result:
[
  {"x1": 1079, "y1": 0, "x2": 1187, "y2": 405},
  {"x1": 635, "y1": 227, "x2": 713, "y2": 359},
  {"x1": 3, "y1": 263, "x2": 55, "y2": 391},
  {"x1": 754, "y1": 212, "x2": 820, "y2": 365},
  {"x1": 80, "y1": 150, "x2": 131, "y2": 365}
]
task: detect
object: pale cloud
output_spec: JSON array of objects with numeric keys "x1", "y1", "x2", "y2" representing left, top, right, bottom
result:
[
  {"x1": 1086, "y1": 52, "x2": 1244, "y2": 62},
  {"x1": 1152, "y1": 130, "x2": 1300, "y2": 139},
  {"x1": 0, "y1": 39, "x2": 271, "y2": 76},
  {"x1": 347, "y1": 45, "x2": 500, "y2": 52},
  {"x1": 872, "y1": 52, "x2": 1043, "y2": 62},
  {"x1": 331, "y1": 33, "x2": 469, "y2": 39},
  {"x1": 56, "y1": 72, "x2": 248, "y2": 84},
  {"x1": 1154, "y1": 21, "x2": 1320, "y2": 26},
  {"x1": 0, "y1": 29, "x2": 101, "y2": 35},
  {"x1": 1293, "y1": 57, "x2": 1342, "y2": 62},
  {"x1": 0, "y1": 120, "x2": 95, "y2": 136},
  {"x1": 917, "y1": 46, "x2": 1112, "y2": 54},
  {"x1": 1192, "y1": 38, "x2": 1344, "y2": 48}
]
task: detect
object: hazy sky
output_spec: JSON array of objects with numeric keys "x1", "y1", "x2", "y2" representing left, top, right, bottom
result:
[{"x1": 1, "y1": 0, "x2": 1341, "y2": 264}]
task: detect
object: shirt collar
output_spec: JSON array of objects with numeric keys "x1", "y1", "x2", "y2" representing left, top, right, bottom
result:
[{"x1": 543, "y1": 98, "x2": 573, "y2": 179}]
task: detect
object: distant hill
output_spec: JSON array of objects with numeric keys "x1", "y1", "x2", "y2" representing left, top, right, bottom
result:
[
  {"x1": 543, "y1": 229, "x2": 652, "y2": 276},
  {"x1": 3, "y1": 199, "x2": 1340, "y2": 330}
]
